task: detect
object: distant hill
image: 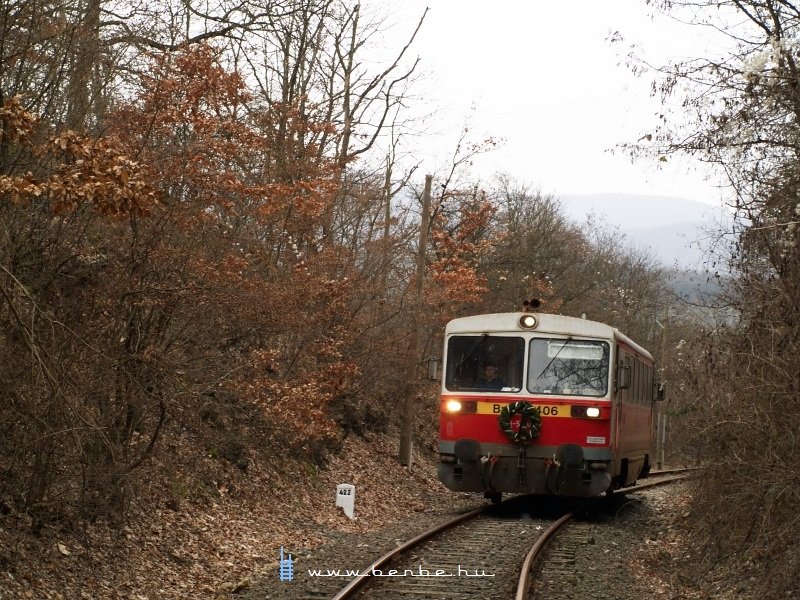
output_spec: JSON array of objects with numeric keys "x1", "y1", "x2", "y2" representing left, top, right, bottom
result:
[{"x1": 560, "y1": 193, "x2": 734, "y2": 269}]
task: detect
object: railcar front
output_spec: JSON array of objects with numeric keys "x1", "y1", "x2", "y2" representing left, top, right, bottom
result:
[{"x1": 437, "y1": 312, "x2": 654, "y2": 500}]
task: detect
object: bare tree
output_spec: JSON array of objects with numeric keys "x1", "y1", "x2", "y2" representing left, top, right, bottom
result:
[{"x1": 627, "y1": 2, "x2": 800, "y2": 596}]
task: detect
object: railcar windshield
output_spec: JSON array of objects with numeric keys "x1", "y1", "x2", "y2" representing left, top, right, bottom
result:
[
  {"x1": 527, "y1": 338, "x2": 610, "y2": 397},
  {"x1": 444, "y1": 335, "x2": 524, "y2": 392}
]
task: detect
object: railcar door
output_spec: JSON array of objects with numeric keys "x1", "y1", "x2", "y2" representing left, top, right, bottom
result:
[
  {"x1": 614, "y1": 345, "x2": 651, "y2": 486},
  {"x1": 612, "y1": 348, "x2": 627, "y2": 479}
]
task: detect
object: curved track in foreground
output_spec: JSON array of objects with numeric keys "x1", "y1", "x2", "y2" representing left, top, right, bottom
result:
[
  {"x1": 332, "y1": 497, "x2": 567, "y2": 600},
  {"x1": 330, "y1": 506, "x2": 486, "y2": 600},
  {"x1": 332, "y1": 469, "x2": 694, "y2": 600},
  {"x1": 515, "y1": 469, "x2": 696, "y2": 599},
  {"x1": 514, "y1": 513, "x2": 572, "y2": 600}
]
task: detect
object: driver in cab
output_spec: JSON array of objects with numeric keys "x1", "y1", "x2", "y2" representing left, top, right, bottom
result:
[{"x1": 476, "y1": 362, "x2": 506, "y2": 390}]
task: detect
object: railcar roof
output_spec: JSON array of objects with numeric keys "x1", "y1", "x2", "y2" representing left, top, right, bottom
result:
[{"x1": 445, "y1": 312, "x2": 653, "y2": 360}]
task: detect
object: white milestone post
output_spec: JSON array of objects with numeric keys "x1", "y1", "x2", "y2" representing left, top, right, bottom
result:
[{"x1": 335, "y1": 484, "x2": 355, "y2": 519}]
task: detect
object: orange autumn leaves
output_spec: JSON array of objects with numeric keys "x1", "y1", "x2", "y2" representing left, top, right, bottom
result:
[
  {"x1": 0, "y1": 96, "x2": 157, "y2": 216},
  {"x1": 0, "y1": 42, "x2": 504, "y2": 453}
]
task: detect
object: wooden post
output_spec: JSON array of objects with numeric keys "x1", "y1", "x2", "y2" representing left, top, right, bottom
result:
[
  {"x1": 399, "y1": 174, "x2": 432, "y2": 467},
  {"x1": 655, "y1": 306, "x2": 670, "y2": 469}
]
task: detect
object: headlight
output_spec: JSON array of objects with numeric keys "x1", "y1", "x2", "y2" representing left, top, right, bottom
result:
[
  {"x1": 519, "y1": 314, "x2": 537, "y2": 329},
  {"x1": 445, "y1": 399, "x2": 462, "y2": 413},
  {"x1": 443, "y1": 399, "x2": 477, "y2": 414},
  {"x1": 570, "y1": 405, "x2": 603, "y2": 418}
]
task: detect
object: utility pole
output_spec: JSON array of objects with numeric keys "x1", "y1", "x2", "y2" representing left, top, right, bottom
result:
[
  {"x1": 655, "y1": 306, "x2": 670, "y2": 469},
  {"x1": 399, "y1": 174, "x2": 432, "y2": 468},
  {"x1": 381, "y1": 154, "x2": 392, "y2": 291}
]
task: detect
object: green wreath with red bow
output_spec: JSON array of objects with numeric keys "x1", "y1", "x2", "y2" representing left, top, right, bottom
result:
[{"x1": 498, "y1": 401, "x2": 541, "y2": 445}]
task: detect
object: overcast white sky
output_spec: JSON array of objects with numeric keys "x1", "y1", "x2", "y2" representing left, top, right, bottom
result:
[{"x1": 370, "y1": 0, "x2": 728, "y2": 207}]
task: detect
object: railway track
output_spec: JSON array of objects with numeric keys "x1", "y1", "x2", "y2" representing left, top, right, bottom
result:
[
  {"x1": 328, "y1": 467, "x2": 695, "y2": 600},
  {"x1": 240, "y1": 469, "x2": 695, "y2": 599},
  {"x1": 332, "y1": 497, "x2": 569, "y2": 600},
  {"x1": 649, "y1": 466, "x2": 699, "y2": 477}
]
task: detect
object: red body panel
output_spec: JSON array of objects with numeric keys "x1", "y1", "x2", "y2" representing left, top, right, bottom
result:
[
  {"x1": 439, "y1": 394, "x2": 612, "y2": 449},
  {"x1": 615, "y1": 402, "x2": 652, "y2": 453}
]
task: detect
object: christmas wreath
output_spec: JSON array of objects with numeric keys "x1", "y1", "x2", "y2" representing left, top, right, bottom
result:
[{"x1": 498, "y1": 401, "x2": 541, "y2": 445}]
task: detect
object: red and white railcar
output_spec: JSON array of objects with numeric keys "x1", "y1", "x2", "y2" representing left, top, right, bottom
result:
[{"x1": 438, "y1": 312, "x2": 656, "y2": 500}]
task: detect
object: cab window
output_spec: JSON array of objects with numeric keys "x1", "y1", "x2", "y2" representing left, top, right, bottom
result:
[
  {"x1": 528, "y1": 338, "x2": 610, "y2": 397},
  {"x1": 444, "y1": 335, "x2": 524, "y2": 392}
]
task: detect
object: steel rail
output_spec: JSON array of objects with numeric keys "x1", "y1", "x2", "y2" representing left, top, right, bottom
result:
[
  {"x1": 331, "y1": 472, "x2": 691, "y2": 600},
  {"x1": 330, "y1": 505, "x2": 487, "y2": 600},
  {"x1": 649, "y1": 467, "x2": 700, "y2": 477},
  {"x1": 626, "y1": 474, "x2": 691, "y2": 492},
  {"x1": 514, "y1": 474, "x2": 691, "y2": 599},
  {"x1": 514, "y1": 512, "x2": 572, "y2": 600}
]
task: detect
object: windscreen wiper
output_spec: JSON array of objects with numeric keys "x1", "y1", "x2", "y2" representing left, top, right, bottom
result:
[
  {"x1": 535, "y1": 337, "x2": 573, "y2": 381},
  {"x1": 457, "y1": 333, "x2": 489, "y2": 368}
]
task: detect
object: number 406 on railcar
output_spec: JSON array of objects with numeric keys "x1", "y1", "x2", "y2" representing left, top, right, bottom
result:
[{"x1": 437, "y1": 312, "x2": 659, "y2": 501}]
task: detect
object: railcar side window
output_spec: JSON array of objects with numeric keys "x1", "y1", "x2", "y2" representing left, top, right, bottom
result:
[
  {"x1": 528, "y1": 339, "x2": 610, "y2": 397},
  {"x1": 444, "y1": 335, "x2": 524, "y2": 392}
]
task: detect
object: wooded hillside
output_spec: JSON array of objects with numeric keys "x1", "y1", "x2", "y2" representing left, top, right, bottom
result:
[
  {"x1": 0, "y1": 0, "x2": 666, "y2": 530},
  {"x1": 1, "y1": 1, "x2": 797, "y2": 599}
]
